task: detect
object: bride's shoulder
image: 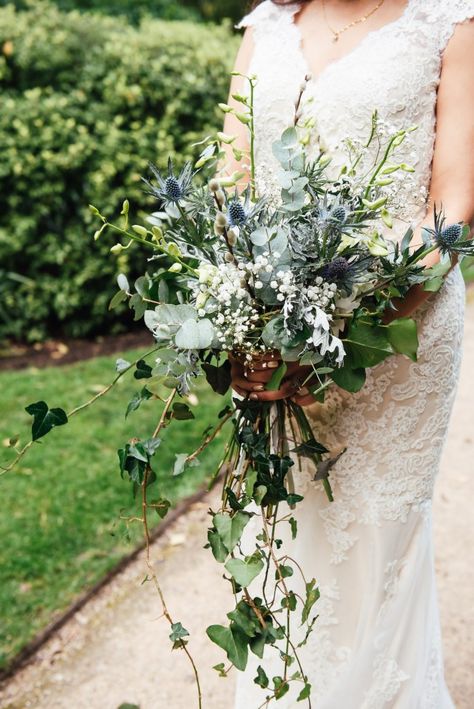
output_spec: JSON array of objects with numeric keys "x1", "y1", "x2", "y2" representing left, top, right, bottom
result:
[{"x1": 235, "y1": 1, "x2": 298, "y2": 30}]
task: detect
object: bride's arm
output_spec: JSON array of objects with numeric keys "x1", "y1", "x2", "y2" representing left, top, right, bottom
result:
[{"x1": 385, "y1": 19, "x2": 474, "y2": 322}]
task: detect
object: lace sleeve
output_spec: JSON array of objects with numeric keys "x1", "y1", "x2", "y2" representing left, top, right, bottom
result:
[
  {"x1": 439, "y1": 0, "x2": 474, "y2": 50},
  {"x1": 235, "y1": 1, "x2": 272, "y2": 30}
]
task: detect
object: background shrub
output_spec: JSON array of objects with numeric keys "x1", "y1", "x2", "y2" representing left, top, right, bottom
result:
[{"x1": 0, "y1": 0, "x2": 238, "y2": 342}]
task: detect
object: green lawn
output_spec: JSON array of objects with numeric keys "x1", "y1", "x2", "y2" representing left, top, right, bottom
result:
[{"x1": 0, "y1": 348, "x2": 229, "y2": 670}]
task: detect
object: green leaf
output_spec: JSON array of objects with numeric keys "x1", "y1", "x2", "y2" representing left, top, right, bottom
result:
[
  {"x1": 289, "y1": 517, "x2": 298, "y2": 540},
  {"x1": 125, "y1": 387, "x2": 152, "y2": 418},
  {"x1": 173, "y1": 453, "x2": 200, "y2": 476},
  {"x1": 277, "y1": 564, "x2": 294, "y2": 580},
  {"x1": 213, "y1": 511, "x2": 251, "y2": 553},
  {"x1": 172, "y1": 402, "x2": 195, "y2": 420},
  {"x1": 331, "y1": 363, "x2": 366, "y2": 392},
  {"x1": 175, "y1": 318, "x2": 214, "y2": 350},
  {"x1": 344, "y1": 321, "x2": 393, "y2": 368},
  {"x1": 25, "y1": 401, "x2": 68, "y2": 442},
  {"x1": 134, "y1": 360, "x2": 153, "y2": 380},
  {"x1": 117, "y1": 273, "x2": 129, "y2": 292},
  {"x1": 225, "y1": 556, "x2": 264, "y2": 587},
  {"x1": 169, "y1": 622, "x2": 190, "y2": 643},
  {"x1": 206, "y1": 625, "x2": 249, "y2": 671},
  {"x1": 273, "y1": 677, "x2": 290, "y2": 699},
  {"x1": 254, "y1": 665, "x2": 269, "y2": 689},
  {"x1": 297, "y1": 683, "x2": 312, "y2": 702},
  {"x1": 302, "y1": 579, "x2": 320, "y2": 624},
  {"x1": 208, "y1": 529, "x2": 229, "y2": 563},
  {"x1": 386, "y1": 317, "x2": 419, "y2": 361},
  {"x1": 150, "y1": 497, "x2": 171, "y2": 519},
  {"x1": 266, "y1": 362, "x2": 287, "y2": 391},
  {"x1": 423, "y1": 276, "x2": 444, "y2": 292},
  {"x1": 202, "y1": 360, "x2": 232, "y2": 395},
  {"x1": 108, "y1": 289, "x2": 127, "y2": 310}
]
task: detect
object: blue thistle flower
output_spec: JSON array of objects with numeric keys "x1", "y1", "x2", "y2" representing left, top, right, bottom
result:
[
  {"x1": 325, "y1": 257, "x2": 350, "y2": 281},
  {"x1": 423, "y1": 207, "x2": 464, "y2": 255},
  {"x1": 142, "y1": 157, "x2": 194, "y2": 204},
  {"x1": 228, "y1": 199, "x2": 247, "y2": 227},
  {"x1": 329, "y1": 206, "x2": 347, "y2": 224},
  {"x1": 437, "y1": 223, "x2": 463, "y2": 250}
]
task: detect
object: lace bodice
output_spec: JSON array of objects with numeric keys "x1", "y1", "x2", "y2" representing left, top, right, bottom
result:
[
  {"x1": 234, "y1": 3, "x2": 473, "y2": 708},
  {"x1": 238, "y1": 0, "x2": 474, "y2": 233}
]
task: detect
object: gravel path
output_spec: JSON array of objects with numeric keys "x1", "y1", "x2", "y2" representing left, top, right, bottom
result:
[{"x1": 1, "y1": 305, "x2": 473, "y2": 709}]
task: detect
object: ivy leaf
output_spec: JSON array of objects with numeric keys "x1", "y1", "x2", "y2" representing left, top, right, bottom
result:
[
  {"x1": 207, "y1": 529, "x2": 229, "y2": 563},
  {"x1": 273, "y1": 677, "x2": 290, "y2": 699},
  {"x1": 206, "y1": 625, "x2": 249, "y2": 671},
  {"x1": 169, "y1": 622, "x2": 190, "y2": 643},
  {"x1": 201, "y1": 360, "x2": 232, "y2": 395},
  {"x1": 225, "y1": 556, "x2": 264, "y2": 587},
  {"x1": 302, "y1": 579, "x2": 320, "y2": 624},
  {"x1": 344, "y1": 321, "x2": 393, "y2": 368},
  {"x1": 297, "y1": 683, "x2": 312, "y2": 702},
  {"x1": 150, "y1": 497, "x2": 171, "y2": 519},
  {"x1": 254, "y1": 665, "x2": 269, "y2": 689},
  {"x1": 25, "y1": 401, "x2": 68, "y2": 442},
  {"x1": 116, "y1": 358, "x2": 131, "y2": 373},
  {"x1": 331, "y1": 362, "x2": 366, "y2": 393},
  {"x1": 289, "y1": 517, "x2": 298, "y2": 540},
  {"x1": 386, "y1": 317, "x2": 419, "y2": 361},
  {"x1": 172, "y1": 402, "x2": 195, "y2": 420},
  {"x1": 173, "y1": 453, "x2": 200, "y2": 477},
  {"x1": 277, "y1": 564, "x2": 294, "y2": 580},
  {"x1": 134, "y1": 360, "x2": 153, "y2": 380},
  {"x1": 125, "y1": 387, "x2": 152, "y2": 418},
  {"x1": 213, "y1": 511, "x2": 251, "y2": 553}
]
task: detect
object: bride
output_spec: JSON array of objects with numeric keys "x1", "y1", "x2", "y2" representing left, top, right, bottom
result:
[{"x1": 223, "y1": 0, "x2": 474, "y2": 706}]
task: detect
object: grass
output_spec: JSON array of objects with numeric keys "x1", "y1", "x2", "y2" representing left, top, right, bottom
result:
[{"x1": 0, "y1": 347, "x2": 230, "y2": 670}]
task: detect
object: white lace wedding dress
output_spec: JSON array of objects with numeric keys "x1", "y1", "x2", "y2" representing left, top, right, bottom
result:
[{"x1": 233, "y1": 1, "x2": 474, "y2": 707}]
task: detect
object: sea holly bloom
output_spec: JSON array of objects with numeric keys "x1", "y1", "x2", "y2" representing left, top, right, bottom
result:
[{"x1": 142, "y1": 157, "x2": 194, "y2": 205}]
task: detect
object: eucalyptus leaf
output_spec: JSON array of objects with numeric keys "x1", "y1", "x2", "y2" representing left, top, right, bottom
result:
[{"x1": 175, "y1": 318, "x2": 214, "y2": 350}]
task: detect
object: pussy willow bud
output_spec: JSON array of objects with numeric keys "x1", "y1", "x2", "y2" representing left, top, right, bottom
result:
[
  {"x1": 214, "y1": 222, "x2": 225, "y2": 236},
  {"x1": 227, "y1": 228, "x2": 237, "y2": 246},
  {"x1": 224, "y1": 252, "x2": 234, "y2": 263},
  {"x1": 215, "y1": 212, "x2": 227, "y2": 227},
  {"x1": 209, "y1": 179, "x2": 220, "y2": 193},
  {"x1": 215, "y1": 190, "x2": 225, "y2": 207}
]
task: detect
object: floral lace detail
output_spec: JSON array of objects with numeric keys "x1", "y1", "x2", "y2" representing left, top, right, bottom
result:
[{"x1": 361, "y1": 653, "x2": 410, "y2": 709}]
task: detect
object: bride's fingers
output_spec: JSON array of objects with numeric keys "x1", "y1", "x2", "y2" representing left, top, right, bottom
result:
[
  {"x1": 231, "y1": 375, "x2": 267, "y2": 393},
  {"x1": 247, "y1": 378, "x2": 299, "y2": 402}
]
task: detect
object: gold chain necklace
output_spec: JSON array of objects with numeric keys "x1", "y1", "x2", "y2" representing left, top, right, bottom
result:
[{"x1": 321, "y1": 0, "x2": 386, "y2": 42}]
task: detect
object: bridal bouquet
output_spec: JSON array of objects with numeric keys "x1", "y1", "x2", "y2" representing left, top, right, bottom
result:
[{"x1": 9, "y1": 75, "x2": 473, "y2": 707}]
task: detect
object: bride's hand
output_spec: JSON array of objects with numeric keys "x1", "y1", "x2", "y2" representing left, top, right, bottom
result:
[{"x1": 229, "y1": 353, "x2": 316, "y2": 405}]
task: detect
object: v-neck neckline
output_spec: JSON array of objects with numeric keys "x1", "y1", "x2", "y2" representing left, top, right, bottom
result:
[{"x1": 290, "y1": 0, "x2": 416, "y2": 87}]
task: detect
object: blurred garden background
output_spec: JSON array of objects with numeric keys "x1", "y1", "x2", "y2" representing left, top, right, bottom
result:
[
  {"x1": 0, "y1": 0, "x2": 244, "y2": 675},
  {"x1": 1, "y1": 0, "x2": 474, "y2": 690}
]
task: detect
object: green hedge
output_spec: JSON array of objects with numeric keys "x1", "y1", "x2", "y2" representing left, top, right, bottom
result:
[
  {"x1": 0, "y1": 0, "x2": 238, "y2": 342},
  {"x1": 0, "y1": 0, "x2": 247, "y2": 24}
]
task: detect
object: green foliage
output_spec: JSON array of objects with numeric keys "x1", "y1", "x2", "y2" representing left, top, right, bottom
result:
[
  {"x1": 2, "y1": 0, "x2": 246, "y2": 24},
  {"x1": 0, "y1": 347, "x2": 227, "y2": 670},
  {"x1": 0, "y1": 0, "x2": 237, "y2": 342}
]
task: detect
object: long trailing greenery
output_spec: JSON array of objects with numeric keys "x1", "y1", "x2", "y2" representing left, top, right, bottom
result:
[
  {"x1": 0, "y1": 349, "x2": 226, "y2": 670},
  {"x1": 3, "y1": 69, "x2": 473, "y2": 706},
  {"x1": 0, "y1": 0, "x2": 238, "y2": 343}
]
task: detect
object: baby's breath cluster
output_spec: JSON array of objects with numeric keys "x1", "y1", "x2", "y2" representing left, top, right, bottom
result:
[{"x1": 196, "y1": 262, "x2": 259, "y2": 349}]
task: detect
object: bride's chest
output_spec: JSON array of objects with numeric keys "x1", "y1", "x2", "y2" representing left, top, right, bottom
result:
[{"x1": 250, "y1": 24, "x2": 441, "y2": 137}]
